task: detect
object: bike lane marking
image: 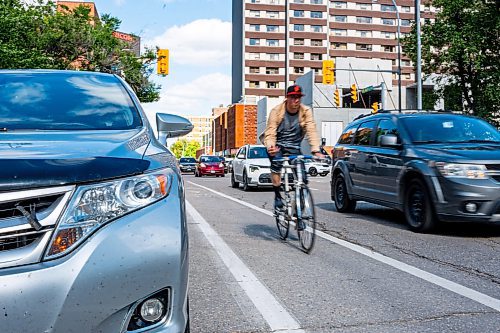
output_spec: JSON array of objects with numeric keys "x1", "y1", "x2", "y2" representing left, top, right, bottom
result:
[
  {"x1": 188, "y1": 181, "x2": 500, "y2": 313},
  {"x1": 186, "y1": 200, "x2": 306, "y2": 333}
]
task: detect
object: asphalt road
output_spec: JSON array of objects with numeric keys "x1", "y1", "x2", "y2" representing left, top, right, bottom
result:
[{"x1": 184, "y1": 173, "x2": 500, "y2": 333}]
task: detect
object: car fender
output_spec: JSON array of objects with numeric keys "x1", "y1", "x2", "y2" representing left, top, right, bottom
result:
[
  {"x1": 332, "y1": 161, "x2": 354, "y2": 195},
  {"x1": 399, "y1": 160, "x2": 443, "y2": 205}
]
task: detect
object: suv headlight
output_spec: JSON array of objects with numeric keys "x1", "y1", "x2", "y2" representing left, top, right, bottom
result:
[
  {"x1": 435, "y1": 162, "x2": 487, "y2": 179},
  {"x1": 44, "y1": 168, "x2": 173, "y2": 260},
  {"x1": 249, "y1": 165, "x2": 260, "y2": 172}
]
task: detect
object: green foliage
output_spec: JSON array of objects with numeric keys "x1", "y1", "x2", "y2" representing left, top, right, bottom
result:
[
  {"x1": 402, "y1": 0, "x2": 499, "y2": 126},
  {"x1": 170, "y1": 140, "x2": 201, "y2": 159},
  {"x1": 0, "y1": 0, "x2": 160, "y2": 102}
]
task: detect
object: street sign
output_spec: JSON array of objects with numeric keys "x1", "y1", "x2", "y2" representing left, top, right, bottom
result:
[{"x1": 361, "y1": 86, "x2": 374, "y2": 93}]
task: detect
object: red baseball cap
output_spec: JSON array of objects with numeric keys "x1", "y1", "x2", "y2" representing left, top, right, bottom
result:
[{"x1": 286, "y1": 84, "x2": 304, "y2": 97}]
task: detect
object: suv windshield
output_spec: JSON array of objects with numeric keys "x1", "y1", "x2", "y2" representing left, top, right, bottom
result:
[
  {"x1": 0, "y1": 72, "x2": 142, "y2": 130},
  {"x1": 401, "y1": 115, "x2": 500, "y2": 144},
  {"x1": 248, "y1": 147, "x2": 269, "y2": 159},
  {"x1": 179, "y1": 158, "x2": 196, "y2": 163}
]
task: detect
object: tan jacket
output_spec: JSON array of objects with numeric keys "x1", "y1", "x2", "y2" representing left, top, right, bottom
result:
[{"x1": 262, "y1": 101, "x2": 321, "y2": 152}]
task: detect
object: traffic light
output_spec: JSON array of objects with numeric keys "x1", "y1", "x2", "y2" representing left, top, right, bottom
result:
[
  {"x1": 157, "y1": 49, "x2": 169, "y2": 75},
  {"x1": 372, "y1": 102, "x2": 379, "y2": 113},
  {"x1": 333, "y1": 89, "x2": 340, "y2": 107},
  {"x1": 350, "y1": 84, "x2": 358, "y2": 103},
  {"x1": 322, "y1": 59, "x2": 335, "y2": 85}
]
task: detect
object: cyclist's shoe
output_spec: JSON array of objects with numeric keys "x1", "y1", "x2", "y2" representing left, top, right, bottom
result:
[
  {"x1": 297, "y1": 220, "x2": 306, "y2": 231},
  {"x1": 274, "y1": 197, "x2": 284, "y2": 211}
]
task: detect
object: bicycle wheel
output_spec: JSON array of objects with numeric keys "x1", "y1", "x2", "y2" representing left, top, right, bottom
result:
[
  {"x1": 296, "y1": 186, "x2": 316, "y2": 253},
  {"x1": 275, "y1": 209, "x2": 289, "y2": 240}
]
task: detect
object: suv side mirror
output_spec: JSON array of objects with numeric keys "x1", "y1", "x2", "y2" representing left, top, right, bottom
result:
[
  {"x1": 379, "y1": 134, "x2": 401, "y2": 148},
  {"x1": 156, "y1": 113, "x2": 193, "y2": 145}
]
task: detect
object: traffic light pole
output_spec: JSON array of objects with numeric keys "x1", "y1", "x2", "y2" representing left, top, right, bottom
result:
[{"x1": 393, "y1": 0, "x2": 402, "y2": 113}]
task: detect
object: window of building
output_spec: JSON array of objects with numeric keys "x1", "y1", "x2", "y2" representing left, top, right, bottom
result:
[
  {"x1": 313, "y1": 68, "x2": 321, "y2": 74},
  {"x1": 249, "y1": 67, "x2": 260, "y2": 74},
  {"x1": 293, "y1": 0, "x2": 304, "y2": 3},
  {"x1": 269, "y1": 53, "x2": 279, "y2": 60},
  {"x1": 332, "y1": 1, "x2": 346, "y2": 8},
  {"x1": 356, "y1": 17, "x2": 372, "y2": 24},
  {"x1": 267, "y1": 25, "x2": 279, "y2": 32},
  {"x1": 311, "y1": 53, "x2": 322, "y2": 60},
  {"x1": 404, "y1": 73, "x2": 411, "y2": 80},
  {"x1": 359, "y1": 30, "x2": 372, "y2": 37},
  {"x1": 250, "y1": 53, "x2": 260, "y2": 60},
  {"x1": 392, "y1": 73, "x2": 397, "y2": 80},
  {"x1": 250, "y1": 0, "x2": 260, "y2": 3},
  {"x1": 402, "y1": 59, "x2": 411, "y2": 66},
  {"x1": 294, "y1": 52, "x2": 304, "y2": 59},
  {"x1": 267, "y1": 82, "x2": 278, "y2": 88},
  {"x1": 249, "y1": 81, "x2": 260, "y2": 88},
  {"x1": 266, "y1": 39, "x2": 279, "y2": 46},
  {"x1": 382, "y1": 18, "x2": 395, "y2": 25},
  {"x1": 294, "y1": 10, "x2": 304, "y2": 17},
  {"x1": 311, "y1": 0, "x2": 323, "y2": 4},
  {"x1": 332, "y1": 42, "x2": 347, "y2": 50},
  {"x1": 294, "y1": 24, "x2": 305, "y2": 31},
  {"x1": 392, "y1": 59, "x2": 396, "y2": 66},
  {"x1": 402, "y1": 6, "x2": 411, "y2": 12},
  {"x1": 249, "y1": 10, "x2": 260, "y2": 18},
  {"x1": 266, "y1": 67, "x2": 279, "y2": 74},
  {"x1": 311, "y1": 11, "x2": 323, "y2": 19},
  {"x1": 249, "y1": 38, "x2": 260, "y2": 46},
  {"x1": 294, "y1": 38, "x2": 304, "y2": 45},
  {"x1": 267, "y1": 11, "x2": 279, "y2": 18},
  {"x1": 383, "y1": 45, "x2": 395, "y2": 52},
  {"x1": 333, "y1": 15, "x2": 347, "y2": 22},
  {"x1": 311, "y1": 39, "x2": 323, "y2": 46},
  {"x1": 356, "y1": 44, "x2": 372, "y2": 51},
  {"x1": 250, "y1": 24, "x2": 260, "y2": 32},
  {"x1": 311, "y1": 25, "x2": 323, "y2": 32},
  {"x1": 268, "y1": 0, "x2": 278, "y2": 4},
  {"x1": 294, "y1": 67, "x2": 304, "y2": 74},
  {"x1": 381, "y1": 4, "x2": 396, "y2": 11},
  {"x1": 401, "y1": 19, "x2": 411, "y2": 26},
  {"x1": 356, "y1": 3, "x2": 372, "y2": 10},
  {"x1": 383, "y1": 31, "x2": 396, "y2": 38},
  {"x1": 332, "y1": 29, "x2": 347, "y2": 36}
]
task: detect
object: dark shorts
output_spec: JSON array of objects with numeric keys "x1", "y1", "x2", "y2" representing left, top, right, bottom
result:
[{"x1": 269, "y1": 146, "x2": 301, "y2": 174}]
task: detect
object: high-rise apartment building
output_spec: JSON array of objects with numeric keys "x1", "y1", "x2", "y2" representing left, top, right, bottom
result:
[
  {"x1": 182, "y1": 116, "x2": 215, "y2": 146},
  {"x1": 232, "y1": 0, "x2": 434, "y2": 107}
]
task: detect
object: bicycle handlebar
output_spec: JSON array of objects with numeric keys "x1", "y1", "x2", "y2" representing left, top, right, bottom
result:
[{"x1": 273, "y1": 155, "x2": 324, "y2": 162}]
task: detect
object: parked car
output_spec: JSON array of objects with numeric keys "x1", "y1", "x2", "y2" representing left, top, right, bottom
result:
[
  {"x1": 304, "y1": 158, "x2": 330, "y2": 177},
  {"x1": 231, "y1": 144, "x2": 271, "y2": 191},
  {"x1": 0, "y1": 70, "x2": 192, "y2": 333},
  {"x1": 331, "y1": 111, "x2": 500, "y2": 233},
  {"x1": 195, "y1": 155, "x2": 225, "y2": 177},
  {"x1": 179, "y1": 156, "x2": 197, "y2": 174}
]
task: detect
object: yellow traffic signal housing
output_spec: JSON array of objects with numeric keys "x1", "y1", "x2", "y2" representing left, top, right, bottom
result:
[
  {"x1": 372, "y1": 102, "x2": 379, "y2": 113},
  {"x1": 322, "y1": 59, "x2": 335, "y2": 85},
  {"x1": 157, "y1": 49, "x2": 169, "y2": 75},
  {"x1": 333, "y1": 89, "x2": 340, "y2": 107},
  {"x1": 350, "y1": 84, "x2": 358, "y2": 103}
]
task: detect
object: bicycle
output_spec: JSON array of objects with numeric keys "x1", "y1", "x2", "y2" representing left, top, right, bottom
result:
[{"x1": 274, "y1": 155, "x2": 317, "y2": 253}]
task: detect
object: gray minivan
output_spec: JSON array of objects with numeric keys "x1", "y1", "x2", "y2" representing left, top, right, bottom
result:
[
  {"x1": 331, "y1": 111, "x2": 500, "y2": 232},
  {"x1": 0, "y1": 70, "x2": 193, "y2": 332}
]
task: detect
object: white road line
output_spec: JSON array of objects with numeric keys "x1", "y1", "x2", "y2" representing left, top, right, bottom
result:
[
  {"x1": 186, "y1": 200, "x2": 306, "y2": 333},
  {"x1": 188, "y1": 181, "x2": 500, "y2": 313}
]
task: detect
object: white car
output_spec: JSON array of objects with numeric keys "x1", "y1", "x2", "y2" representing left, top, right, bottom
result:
[
  {"x1": 231, "y1": 144, "x2": 272, "y2": 190},
  {"x1": 304, "y1": 158, "x2": 330, "y2": 177}
]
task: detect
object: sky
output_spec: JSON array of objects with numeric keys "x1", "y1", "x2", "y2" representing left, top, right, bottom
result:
[{"x1": 92, "y1": 0, "x2": 232, "y2": 120}]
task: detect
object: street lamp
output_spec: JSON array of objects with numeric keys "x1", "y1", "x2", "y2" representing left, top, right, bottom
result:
[{"x1": 373, "y1": 0, "x2": 402, "y2": 112}]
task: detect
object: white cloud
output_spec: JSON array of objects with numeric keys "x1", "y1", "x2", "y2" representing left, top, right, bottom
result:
[
  {"x1": 113, "y1": 0, "x2": 126, "y2": 6},
  {"x1": 145, "y1": 19, "x2": 231, "y2": 66},
  {"x1": 142, "y1": 72, "x2": 231, "y2": 122}
]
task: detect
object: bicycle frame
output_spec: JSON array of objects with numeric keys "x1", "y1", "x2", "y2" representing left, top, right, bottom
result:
[{"x1": 280, "y1": 156, "x2": 308, "y2": 223}]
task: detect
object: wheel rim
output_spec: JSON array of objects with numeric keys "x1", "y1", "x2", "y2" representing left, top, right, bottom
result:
[
  {"x1": 276, "y1": 213, "x2": 289, "y2": 239},
  {"x1": 335, "y1": 179, "x2": 346, "y2": 208},
  {"x1": 243, "y1": 173, "x2": 248, "y2": 190},
  {"x1": 297, "y1": 189, "x2": 316, "y2": 253},
  {"x1": 408, "y1": 187, "x2": 425, "y2": 227},
  {"x1": 310, "y1": 168, "x2": 317, "y2": 176}
]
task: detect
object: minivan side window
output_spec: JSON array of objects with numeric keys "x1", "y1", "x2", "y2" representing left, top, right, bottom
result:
[
  {"x1": 353, "y1": 120, "x2": 376, "y2": 146},
  {"x1": 375, "y1": 119, "x2": 400, "y2": 146},
  {"x1": 338, "y1": 124, "x2": 357, "y2": 144},
  {"x1": 237, "y1": 147, "x2": 247, "y2": 159}
]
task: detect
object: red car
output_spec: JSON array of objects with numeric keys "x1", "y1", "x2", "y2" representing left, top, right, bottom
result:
[{"x1": 195, "y1": 155, "x2": 225, "y2": 177}]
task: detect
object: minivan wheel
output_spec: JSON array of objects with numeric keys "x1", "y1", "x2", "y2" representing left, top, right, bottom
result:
[
  {"x1": 242, "y1": 171, "x2": 250, "y2": 191},
  {"x1": 404, "y1": 179, "x2": 436, "y2": 233},
  {"x1": 231, "y1": 172, "x2": 239, "y2": 188},
  {"x1": 333, "y1": 175, "x2": 356, "y2": 213},
  {"x1": 309, "y1": 167, "x2": 318, "y2": 177}
]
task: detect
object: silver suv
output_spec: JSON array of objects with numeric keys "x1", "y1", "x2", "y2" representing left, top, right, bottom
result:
[
  {"x1": 331, "y1": 111, "x2": 500, "y2": 232},
  {"x1": 0, "y1": 70, "x2": 193, "y2": 333}
]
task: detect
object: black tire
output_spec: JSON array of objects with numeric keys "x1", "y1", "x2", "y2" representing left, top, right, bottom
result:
[
  {"x1": 297, "y1": 187, "x2": 316, "y2": 253},
  {"x1": 242, "y1": 171, "x2": 250, "y2": 191},
  {"x1": 184, "y1": 297, "x2": 190, "y2": 333},
  {"x1": 333, "y1": 174, "x2": 357, "y2": 213},
  {"x1": 404, "y1": 178, "x2": 437, "y2": 233},
  {"x1": 231, "y1": 172, "x2": 239, "y2": 188},
  {"x1": 275, "y1": 209, "x2": 289, "y2": 240},
  {"x1": 308, "y1": 167, "x2": 318, "y2": 177},
  {"x1": 320, "y1": 172, "x2": 329, "y2": 177}
]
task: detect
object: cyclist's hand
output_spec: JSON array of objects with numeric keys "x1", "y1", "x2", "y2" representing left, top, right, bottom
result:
[{"x1": 267, "y1": 145, "x2": 280, "y2": 156}]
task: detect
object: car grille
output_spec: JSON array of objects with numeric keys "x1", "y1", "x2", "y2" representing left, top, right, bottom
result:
[
  {"x1": 486, "y1": 164, "x2": 500, "y2": 182},
  {"x1": 259, "y1": 174, "x2": 272, "y2": 183},
  {"x1": 486, "y1": 164, "x2": 500, "y2": 171},
  {"x1": 0, "y1": 186, "x2": 74, "y2": 268}
]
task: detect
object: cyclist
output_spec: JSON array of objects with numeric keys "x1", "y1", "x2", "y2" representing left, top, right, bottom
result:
[{"x1": 262, "y1": 84, "x2": 324, "y2": 212}]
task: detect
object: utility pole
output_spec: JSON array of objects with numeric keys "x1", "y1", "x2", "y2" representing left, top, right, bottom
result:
[
  {"x1": 284, "y1": 0, "x2": 290, "y2": 92},
  {"x1": 415, "y1": 0, "x2": 423, "y2": 111}
]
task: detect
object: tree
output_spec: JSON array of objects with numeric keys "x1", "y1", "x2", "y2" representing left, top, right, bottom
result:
[
  {"x1": 0, "y1": 0, "x2": 160, "y2": 102},
  {"x1": 402, "y1": 0, "x2": 500, "y2": 126},
  {"x1": 170, "y1": 140, "x2": 201, "y2": 159}
]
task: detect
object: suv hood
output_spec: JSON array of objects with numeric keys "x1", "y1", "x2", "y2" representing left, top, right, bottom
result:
[
  {"x1": 247, "y1": 158, "x2": 271, "y2": 167},
  {"x1": 414, "y1": 143, "x2": 500, "y2": 163},
  {"x1": 0, "y1": 130, "x2": 151, "y2": 191}
]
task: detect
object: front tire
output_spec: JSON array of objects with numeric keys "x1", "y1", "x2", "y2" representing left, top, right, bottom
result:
[
  {"x1": 242, "y1": 171, "x2": 250, "y2": 191},
  {"x1": 297, "y1": 187, "x2": 316, "y2": 253},
  {"x1": 404, "y1": 178, "x2": 437, "y2": 233},
  {"x1": 333, "y1": 174, "x2": 357, "y2": 213},
  {"x1": 231, "y1": 172, "x2": 239, "y2": 188},
  {"x1": 308, "y1": 167, "x2": 318, "y2": 177}
]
